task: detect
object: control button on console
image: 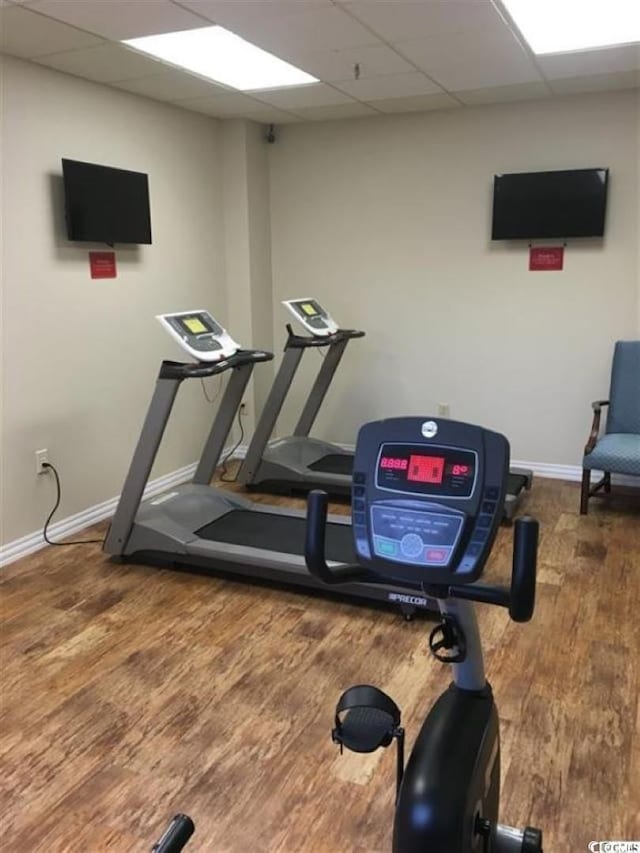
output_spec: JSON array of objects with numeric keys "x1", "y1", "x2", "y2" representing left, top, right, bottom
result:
[
  {"x1": 471, "y1": 529, "x2": 488, "y2": 543},
  {"x1": 477, "y1": 514, "x2": 492, "y2": 529},
  {"x1": 375, "y1": 538, "x2": 399, "y2": 558},
  {"x1": 458, "y1": 556, "x2": 477, "y2": 574},
  {"x1": 356, "y1": 539, "x2": 371, "y2": 560},
  {"x1": 482, "y1": 501, "x2": 497, "y2": 515},
  {"x1": 400, "y1": 533, "x2": 423, "y2": 559},
  {"x1": 354, "y1": 513, "x2": 365, "y2": 525},
  {"x1": 466, "y1": 542, "x2": 483, "y2": 557},
  {"x1": 425, "y1": 548, "x2": 448, "y2": 564},
  {"x1": 353, "y1": 499, "x2": 365, "y2": 511},
  {"x1": 485, "y1": 486, "x2": 499, "y2": 500},
  {"x1": 353, "y1": 472, "x2": 366, "y2": 484},
  {"x1": 353, "y1": 486, "x2": 365, "y2": 497}
]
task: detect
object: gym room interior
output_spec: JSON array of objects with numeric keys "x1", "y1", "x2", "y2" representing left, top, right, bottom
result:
[{"x1": 1, "y1": 0, "x2": 638, "y2": 850}]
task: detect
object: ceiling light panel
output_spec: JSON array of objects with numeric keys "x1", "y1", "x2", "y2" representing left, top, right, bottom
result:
[
  {"x1": 124, "y1": 26, "x2": 318, "y2": 90},
  {"x1": 502, "y1": 0, "x2": 640, "y2": 54}
]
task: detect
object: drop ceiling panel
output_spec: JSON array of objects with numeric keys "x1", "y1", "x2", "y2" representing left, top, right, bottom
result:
[
  {"x1": 293, "y1": 101, "x2": 378, "y2": 120},
  {"x1": 428, "y1": 57, "x2": 540, "y2": 91},
  {"x1": 288, "y1": 43, "x2": 414, "y2": 82},
  {"x1": 27, "y1": 0, "x2": 208, "y2": 40},
  {"x1": 177, "y1": 0, "x2": 334, "y2": 26},
  {"x1": 339, "y1": 0, "x2": 503, "y2": 43},
  {"x1": 175, "y1": 91, "x2": 273, "y2": 116},
  {"x1": 335, "y1": 71, "x2": 443, "y2": 100},
  {"x1": 114, "y1": 68, "x2": 229, "y2": 101},
  {"x1": 3, "y1": 0, "x2": 639, "y2": 122},
  {"x1": 0, "y1": 5, "x2": 103, "y2": 57},
  {"x1": 251, "y1": 82, "x2": 354, "y2": 109},
  {"x1": 398, "y1": 28, "x2": 542, "y2": 90},
  {"x1": 367, "y1": 91, "x2": 460, "y2": 113},
  {"x1": 455, "y1": 81, "x2": 551, "y2": 105},
  {"x1": 35, "y1": 43, "x2": 166, "y2": 83},
  {"x1": 242, "y1": 107, "x2": 302, "y2": 124},
  {"x1": 548, "y1": 70, "x2": 640, "y2": 95},
  {"x1": 180, "y1": 3, "x2": 379, "y2": 56},
  {"x1": 538, "y1": 44, "x2": 640, "y2": 79}
]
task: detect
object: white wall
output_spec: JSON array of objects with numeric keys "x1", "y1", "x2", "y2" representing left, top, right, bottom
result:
[
  {"x1": 219, "y1": 119, "x2": 274, "y2": 434},
  {"x1": 1, "y1": 56, "x2": 227, "y2": 544},
  {"x1": 246, "y1": 120, "x2": 275, "y2": 417},
  {"x1": 268, "y1": 90, "x2": 639, "y2": 466}
]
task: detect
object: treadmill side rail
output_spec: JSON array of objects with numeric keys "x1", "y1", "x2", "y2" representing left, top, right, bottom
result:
[
  {"x1": 193, "y1": 362, "x2": 254, "y2": 485},
  {"x1": 238, "y1": 327, "x2": 363, "y2": 489},
  {"x1": 105, "y1": 350, "x2": 272, "y2": 557},
  {"x1": 104, "y1": 376, "x2": 181, "y2": 556},
  {"x1": 293, "y1": 336, "x2": 350, "y2": 437},
  {"x1": 237, "y1": 345, "x2": 304, "y2": 485}
]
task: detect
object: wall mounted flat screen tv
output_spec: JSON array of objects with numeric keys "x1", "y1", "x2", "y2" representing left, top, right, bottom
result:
[
  {"x1": 491, "y1": 168, "x2": 609, "y2": 240},
  {"x1": 62, "y1": 159, "x2": 152, "y2": 244}
]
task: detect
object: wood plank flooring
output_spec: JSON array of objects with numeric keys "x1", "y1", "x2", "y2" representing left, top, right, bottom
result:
[{"x1": 1, "y1": 477, "x2": 639, "y2": 851}]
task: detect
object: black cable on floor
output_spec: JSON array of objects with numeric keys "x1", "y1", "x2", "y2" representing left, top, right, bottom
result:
[
  {"x1": 219, "y1": 408, "x2": 245, "y2": 483},
  {"x1": 42, "y1": 463, "x2": 105, "y2": 546}
]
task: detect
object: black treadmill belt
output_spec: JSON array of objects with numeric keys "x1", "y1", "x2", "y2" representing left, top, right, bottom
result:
[
  {"x1": 507, "y1": 473, "x2": 527, "y2": 494},
  {"x1": 196, "y1": 510, "x2": 356, "y2": 563},
  {"x1": 308, "y1": 453, "x2": 354, "y2": 476}
]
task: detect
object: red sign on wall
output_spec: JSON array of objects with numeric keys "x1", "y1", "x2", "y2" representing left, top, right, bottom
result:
[
  {"x1": 89, "y1": 251, "x2": 117, "y2": 279},
  {"x1": 529, "y1": 246, "x2": 564, "y2": 271}
]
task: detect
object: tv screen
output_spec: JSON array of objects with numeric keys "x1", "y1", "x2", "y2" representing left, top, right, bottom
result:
[
  {"x1": 491, "y1": 168, "x2": 608, "y2": 240},
  {"x1": 62, "y1": 159, "x2": 152, "y2": 245}
]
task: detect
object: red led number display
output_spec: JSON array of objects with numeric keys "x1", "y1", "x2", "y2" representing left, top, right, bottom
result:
[
  {"x1": 380, "y1": 457, "x2": 408, "y2": 470},
  {"x1": 408, "y1": 455, "x2": 445, "y2": 484},
  {"x1": 451, "y1": 464, "x2": 470, "y2": 476}
]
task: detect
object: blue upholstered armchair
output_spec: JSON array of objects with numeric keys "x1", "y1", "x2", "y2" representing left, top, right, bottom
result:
[{"x1": 581, "y1": 340, "x2": 640, "y2": 514}]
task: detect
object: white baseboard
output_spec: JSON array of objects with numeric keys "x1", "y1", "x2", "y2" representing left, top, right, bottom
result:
[
  {"x1": 0, "y1": 461, "x2": 198, "y2": 568},
  {"x1": 2, "y1": 444, "x2": 636, "y2": 569},
  {"x1": 510, "y1": 459, "x2": 638, "y2": 488},
  {"x1": 0, "y1": 440, "x2": 256, "y2": 569}
]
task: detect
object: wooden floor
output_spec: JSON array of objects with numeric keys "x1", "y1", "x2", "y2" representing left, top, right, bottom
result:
[{"x1": 1, "y1": 477, "x2": 639, "y2": 851}]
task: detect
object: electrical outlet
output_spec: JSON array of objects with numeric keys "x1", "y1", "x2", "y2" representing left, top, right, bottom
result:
[
  {"x1": 35, "y1": 448, "x2": 50, "y2": 475},
  {"x1": 437, "y1": 402, "x2": 450, "y2": 418}
]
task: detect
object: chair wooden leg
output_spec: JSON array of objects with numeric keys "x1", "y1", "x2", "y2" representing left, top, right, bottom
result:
[
  {"x1": 604, "y1": 472, "x2": 611, "y2": 493},
  {"x1": 580, "y1": 469, "x2": 591, "y2": 515}
]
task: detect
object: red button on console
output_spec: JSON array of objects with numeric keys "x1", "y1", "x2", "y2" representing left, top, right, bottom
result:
[{"x1": 426, "y1": 549, "x2": 447, "y2": 563}]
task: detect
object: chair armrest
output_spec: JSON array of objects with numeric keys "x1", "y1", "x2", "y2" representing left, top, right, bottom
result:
[{"x1": 584, "y1": 400, "x2": 609, "y2": 455}]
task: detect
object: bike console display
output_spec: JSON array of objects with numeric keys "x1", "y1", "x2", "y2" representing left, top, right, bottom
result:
[{"x1": 351, "y1": 418, "x2": 509, "y2": 585}]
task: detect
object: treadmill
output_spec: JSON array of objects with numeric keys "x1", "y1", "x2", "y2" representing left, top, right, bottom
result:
[
  {"x1": 238, "y1": 298, "x2": 533, "y2": 520},
  {"x1": 238, "y1": 298, "x2": 363, "y2": 498},
  {"x1": 103, "y1": 309, "x2": 434, "y2": 616}
]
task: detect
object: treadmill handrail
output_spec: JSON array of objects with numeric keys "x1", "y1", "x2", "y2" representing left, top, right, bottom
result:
[
  {"x1": 159, "y1": 349, "x2": 273, "y2": 380},
  {"x1": 305, "y1": 490, "x2": 368, "y2": 584},
  {"x1": 284, "y1": 324, "x2": 365, "y2": 350}
]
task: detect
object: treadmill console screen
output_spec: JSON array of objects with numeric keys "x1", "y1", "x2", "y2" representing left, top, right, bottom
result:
[
  {"x1": 377, "y1": 443, "x2": 476, "y2": 498},
  {"x1": 177, "y1": 314, "x2": 221, "y2": 336},
  {"x1": 282, "y1": 298, "x2": 339, "y2": 336},
  {"x1": 301, "y1": 302, "x2": 320, "y2": 317},
  {"x1": 157, "y1": 310, "x2": 240, "y2": 362},
  {"x1": 291, "y1": 299, "x2": 324, "y2": 319}
]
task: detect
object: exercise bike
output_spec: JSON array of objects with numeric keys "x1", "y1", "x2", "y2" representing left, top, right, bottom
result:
[{"x1": 305, "y1": 416, "x2": 543, "y2": 852}]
